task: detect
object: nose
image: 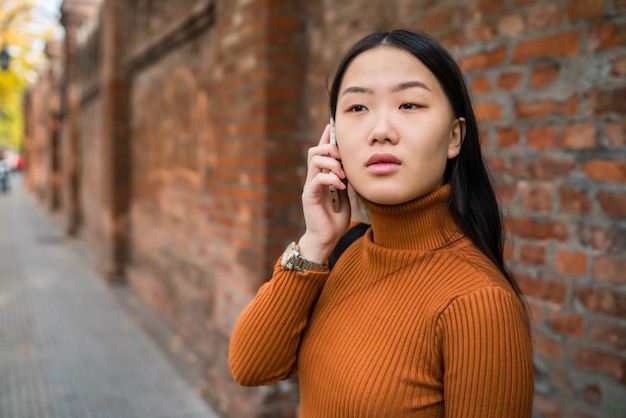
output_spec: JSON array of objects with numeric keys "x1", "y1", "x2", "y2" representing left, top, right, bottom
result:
[{"x1": 368, "y1": 111, "x2": 399, "y2": 145}]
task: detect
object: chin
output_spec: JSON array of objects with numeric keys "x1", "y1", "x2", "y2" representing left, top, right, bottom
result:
[
  {"x1": 358, "y1": 186, "x2": 441, "y2": 205},
  {"x1": 359, "y1": 192, "x2": 411, "y2": 206}
]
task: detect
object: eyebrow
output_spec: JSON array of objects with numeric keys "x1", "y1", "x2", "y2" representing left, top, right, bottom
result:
[
  {"x1": 392, "y1": 80, "x2": 431, "y2": 93},
  {"x1": 341, "y1": 86, "x2": 374, "y2": 96},
  {"x1": 340, "y1": 80, "x2": 431, "y2": 97}
]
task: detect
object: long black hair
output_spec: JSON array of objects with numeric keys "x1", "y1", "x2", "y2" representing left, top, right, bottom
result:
[{"x1": 328, "y1": 29, "x2": 525, "y2": 305}]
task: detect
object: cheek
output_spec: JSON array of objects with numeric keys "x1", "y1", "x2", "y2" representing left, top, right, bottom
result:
[
  {"x1": 415, "y1": 121, "x2": 452, "y2": 155},
  {"x1": 338, "y1": 151, "x2": 360, "y2": 182}
]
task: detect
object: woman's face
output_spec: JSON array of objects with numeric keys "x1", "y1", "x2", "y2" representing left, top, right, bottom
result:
[{"x1": 335, "y1": 46, "x2": 463, "y2": 205}]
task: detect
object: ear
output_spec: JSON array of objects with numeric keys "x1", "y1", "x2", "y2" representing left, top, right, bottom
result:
[{"x1": 448, "y1": 117, "x2": 465, "y2": 159}]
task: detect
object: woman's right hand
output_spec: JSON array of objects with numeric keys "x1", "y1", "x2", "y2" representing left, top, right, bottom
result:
[{"x1": 298, "y1": 124, "x2": 351, "y2": 264}]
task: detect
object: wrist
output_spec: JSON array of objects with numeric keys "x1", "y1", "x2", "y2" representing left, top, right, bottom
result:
[{"x1": 297, "y1": 234, "x2": 332, "y2": 265}]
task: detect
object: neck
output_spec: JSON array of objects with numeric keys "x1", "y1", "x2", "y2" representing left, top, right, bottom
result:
[{"x1": 360, "y1": 185, "x2": 462, "y2": 251}]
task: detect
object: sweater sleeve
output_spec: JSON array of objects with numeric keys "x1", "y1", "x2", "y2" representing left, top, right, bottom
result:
[
  {"x1": 437, "y1": 286, "x2": 534, "y2": 418},
  {"x1": 228, "y1": 258, "x2": 328, "y2": 386}
]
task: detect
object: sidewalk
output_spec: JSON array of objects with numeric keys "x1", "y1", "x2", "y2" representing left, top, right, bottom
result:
[{"x1": 0, "y1": 176, "x2": 221, "y2": 418}]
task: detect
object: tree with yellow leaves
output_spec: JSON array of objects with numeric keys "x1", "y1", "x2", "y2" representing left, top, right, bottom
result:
[{"x1": 0, "y1": 0, "x2": 58, "y2": 151}]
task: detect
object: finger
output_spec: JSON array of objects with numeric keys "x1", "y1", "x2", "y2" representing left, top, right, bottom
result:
[
  {"x1": 319, "y1": 123, "x2": 331, "y2": 146},
  {"x1": 308, "y1": 155, "x2": 346, "y2": 182},
  {"x1": 308, "y1": 171, "x2": 348, "y2": 191},
  {"x1": 308, "y1": 143, "x2": 342, "y2": 165}
]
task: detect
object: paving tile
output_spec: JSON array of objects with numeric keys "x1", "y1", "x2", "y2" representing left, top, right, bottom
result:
[{"x1": 0, "y1": 177, "x2": 220, "y2": 418}]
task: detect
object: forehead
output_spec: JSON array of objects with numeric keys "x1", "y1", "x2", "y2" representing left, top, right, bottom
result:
[{"x1": 340, "y1": 46, "x2": 442, "y2": 93}]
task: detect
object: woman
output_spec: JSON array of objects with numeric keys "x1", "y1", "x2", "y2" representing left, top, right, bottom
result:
[{"x1": 229, "y1": 29, "x2": 533, "y2": 417}]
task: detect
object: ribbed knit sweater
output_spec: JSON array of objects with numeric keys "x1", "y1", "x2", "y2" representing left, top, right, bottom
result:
[{"x1": 229, "y1": 185, "x2": 534, "y2": 417}]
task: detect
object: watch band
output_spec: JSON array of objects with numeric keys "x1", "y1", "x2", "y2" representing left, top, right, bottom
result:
[{"x1": 281, "y1": 242, "x2": 328, "y2": 273}]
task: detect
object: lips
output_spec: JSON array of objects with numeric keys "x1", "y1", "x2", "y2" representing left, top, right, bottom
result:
[
  {"x1": 366, "y1": 153, "x2": 401, "y2": 166},
  {"x1": 366, "y1": 153, "x2": 401, "y2": 174}
]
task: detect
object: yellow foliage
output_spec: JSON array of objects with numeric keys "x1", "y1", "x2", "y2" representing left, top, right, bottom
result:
[{"x1": 0, "y1": 0, "x2": 59, "y2": 150}]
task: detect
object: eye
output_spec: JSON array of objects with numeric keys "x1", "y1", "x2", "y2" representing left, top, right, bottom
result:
[
  {"x1": 400, "y1": 103, "x2": 422, "y2": 110},
  {"x1": 348, "y1": 104, "x2": 367, "y2": 112}
]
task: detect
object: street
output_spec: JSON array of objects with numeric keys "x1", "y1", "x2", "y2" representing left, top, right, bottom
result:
[{"x1": 0, "y1": 175, "x2": 220, "y2": 418}]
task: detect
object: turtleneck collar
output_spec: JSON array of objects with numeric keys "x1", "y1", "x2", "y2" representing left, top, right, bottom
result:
[{"x1": 360, "y1": 184, "x2": 463, "y2": 251}]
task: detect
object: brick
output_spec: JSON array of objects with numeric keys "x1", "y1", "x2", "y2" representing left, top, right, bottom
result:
[
  {"x1": 521, "y1": 182, "x2": 553, "y2": 212},
  {"x1": 568, "y1": 0, "x2": 606, "y2": 20},
  {"x1": 532, "y1": 393, "x2": 560, "y2": 418},
  {"x1": 597, "y1": 190, "x2": 626, "y2": 218},
  {"x1": 504, "y1": 240, "x2": 514, "y2": 261},
  {"x1": 583, "y1": 383, "x2": 602, "y2": 404},
  {"x1": 460, "y1": 47, "x2": 507, "y2": 71},
  {"x1": 577, "y1": 224, "x2": 626, "y2": 254},
  {"x1": 516, "y1": 272, "x2": 568, "y2": 304},
  {"x1": 511, "y1": 216, "x2": 569, "y2": 240},
  {"x1": 593, "y1": 255, "x2": 626, "y2": 284},
  {"x1": 488, "y1": 156, "x2": 506, "y2": 175},
  {"x1": 575, "y1": 286, "x2": 626, "y2": 319},
  {"x1": 533, "y1": 330, "x2": 565, "y2": 360},
  {"x1": 439, "y1": 30, "x2": 465, "y2": 51},
  {"x1": 528, "y1": 3, "x2": 566, "y2": 30},
  {"x1": 509, "y1": 155, "x2": 532, "y2": 177},
  {"x1": 496, "y1": 126, "x2": 519, "y2": 147},
  {"x1": 471, "y1": 75, "x2": 490, "y2": 93},
  {"x1": 570, "y1": 345, "x2": 626, "y2": 383},
  {"x1": 512, "y1": 30, "x2": 582, "y2": 63},
  {"x1": 562, "y1": 122, "x2": 597, "y2": 149},
  {"x1": 416, "y1": 8, "x2": 456, "y2": 34},
  {"x1": 466, "y1": 22, "x2": 495, "y2": 42},
  {"x1": 605, "y1": 121, "x2": 626, "y2": 146},
  {"x1": 580, "y1": 159, "x2": 626, "y2": 183},
  {"x1": 554, "y1": 249, "x2": 588, "y2": 275},
  {"x1": 475, "y1": 0, "x2": 506, "y2": 14},
  {"x1": 530, "y1": 64, "x2": 560, "y2": 88},
  {"x1": 559, "y1": 186, "x2": 592, "y2": 213},
  {"x1": 586, "y1": 86, "x2": 626, "y2": 115},
  {"x1": 497, "y1": 13, "x2": 525, "y2": 36},
  {"x1": 479, "y1": 128, "x2": 491, "y2": 146},
  {"x1": 550, "y1": 310, "x2": 584, "y2": 336},
  {"x1": 532, "y1": 156, "x2": 576, "y2": 180},
  {"x1": 612, "y1": 56, "x2": 626, "y2": 76},
  {"x1": 519, "y1": 243, "x2": 546, "y2": 266},
  {"x1": 526, "y1": 299, "x2": 545, "y2": 327},
  {"x1": 495, "y1": 181, "x2": 517, "y2": 203},
  {"x1": 495, "y1": 71, "x2": 522, "y2": 90},
  {"x1": 515, "y1": 95, "x2": 578, "y2": 120},
  {"x1": 474, "y1": 101, "x2": 503, "y2": 122},
  {"x1": 588, "y1": 20, "x2": 625, "y2": 51},
  {"x1": 589, "y1": 318, "x2": 626, "y2": 351},
  {"x1": 526, "y1": 125, "x2": 558, "y2": 149}
]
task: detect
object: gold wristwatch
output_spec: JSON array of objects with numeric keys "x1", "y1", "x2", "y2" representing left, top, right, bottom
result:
[{"x1": 280, "y1": 242, "x2": 328, "y2": 272}]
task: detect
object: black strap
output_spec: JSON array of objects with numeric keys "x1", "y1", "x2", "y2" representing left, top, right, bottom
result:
[{"x1": 329, "y1": 223, "x2": 369, "y2": 271}]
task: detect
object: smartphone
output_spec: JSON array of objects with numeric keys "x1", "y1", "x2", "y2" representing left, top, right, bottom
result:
[{"x1": 329, "y1": 117, "x2": 340, "y2": 212}]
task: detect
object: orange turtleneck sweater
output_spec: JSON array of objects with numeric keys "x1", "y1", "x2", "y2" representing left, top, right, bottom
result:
[{"x1": 229, "y1": 185, "x2": 534, "y2": 417}]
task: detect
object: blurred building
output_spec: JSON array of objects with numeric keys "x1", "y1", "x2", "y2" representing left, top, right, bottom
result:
[{"x1": 23, "y1": 0, "x2": 626, "y2": 417}]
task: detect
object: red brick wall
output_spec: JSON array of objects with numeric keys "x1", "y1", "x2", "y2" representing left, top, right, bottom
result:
[
  {"x1": 23, "y1": 42, "x2": 63, "y2": 210},
  {"x1": 77, "y1": 97, "x2": 105, "y2": 251},
  {"x1": 454, "y1": 3, "x2": 626, "y2": 418},
  {"x1": 25, "y1": 0, "x2": 625, "y2": 417},
  {"x1": 124, "y1": 1, "x2": 308, "y2": 414}
]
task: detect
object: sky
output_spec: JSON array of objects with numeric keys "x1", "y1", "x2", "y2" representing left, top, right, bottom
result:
[{"x1": 37, "y1": 0, "x2": 62, "y2": 16}]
